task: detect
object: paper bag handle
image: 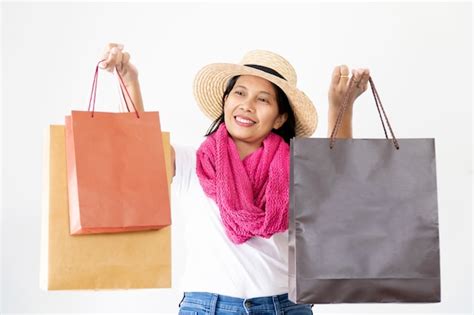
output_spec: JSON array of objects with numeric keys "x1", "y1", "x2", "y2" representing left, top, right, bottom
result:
[
  {"x1": 329, "y1": 76, "x2": 400, "y2": 150},
  {"x1": 87, "y1": 59, "x2": 140, "y2": 119}
]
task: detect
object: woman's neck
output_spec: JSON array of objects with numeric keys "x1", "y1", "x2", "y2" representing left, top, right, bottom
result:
[{"x1": 232, "y1": 138, "x2": 263, "y2": 160}]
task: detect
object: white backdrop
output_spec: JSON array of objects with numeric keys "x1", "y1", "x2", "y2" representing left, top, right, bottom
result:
[{"x1": 1, "y1": 1, "x2": 472, "y2": 314}]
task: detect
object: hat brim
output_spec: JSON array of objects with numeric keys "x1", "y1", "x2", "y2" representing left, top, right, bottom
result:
[{"x1": 193, "y1": 63, "x2": 318, "y2": 137}]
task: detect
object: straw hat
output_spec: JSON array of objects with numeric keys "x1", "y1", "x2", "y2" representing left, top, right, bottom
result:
[{"x1": 193, "y1": 49, "x2": 318, "y2": 137}]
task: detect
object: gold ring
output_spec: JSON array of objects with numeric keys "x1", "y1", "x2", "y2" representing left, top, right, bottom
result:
[{"x1": 340, "y1": 74, "x2": 349, "y2": 78}]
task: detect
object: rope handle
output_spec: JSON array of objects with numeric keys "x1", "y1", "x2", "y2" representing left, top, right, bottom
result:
[
  {"x1": 329, "y1": 76, "x2": 399, "y2": 150},
  {"x1": 87, "y1": 59, "x2": 140, "y2": 118}
]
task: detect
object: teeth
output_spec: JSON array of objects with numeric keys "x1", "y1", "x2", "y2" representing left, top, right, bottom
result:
[{"x1": 236, "y1": 116, "x2": 255, "y2": 124}]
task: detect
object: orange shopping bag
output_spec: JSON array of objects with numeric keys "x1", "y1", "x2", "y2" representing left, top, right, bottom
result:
[{"x1": 65, "y1": 60, "x2": 170, "y2": 235}]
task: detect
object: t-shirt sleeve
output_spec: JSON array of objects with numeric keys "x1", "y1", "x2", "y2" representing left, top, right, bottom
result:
[{"x1": 171, "y1": 143, "x2": 195, "y2": 196}]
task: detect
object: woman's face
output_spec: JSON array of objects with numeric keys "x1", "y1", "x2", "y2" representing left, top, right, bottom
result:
[{"x1": 223, "y1": 75, "x2": 288, "y2": 146}]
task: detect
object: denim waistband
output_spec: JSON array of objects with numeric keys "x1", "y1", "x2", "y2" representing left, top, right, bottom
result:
[
  {"x1": 179, "y1": 291, "x2": 312, "y2": 314},
  {"x1": 183, "y1": 291, "x2": 290, "y2": 304}
]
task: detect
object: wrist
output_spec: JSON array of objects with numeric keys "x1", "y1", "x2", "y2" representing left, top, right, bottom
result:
[
  {"x1": 329, "y1": 102, "x2": 353, "y2": 116},
  {"x1": 124, "y1": 79, "x2": 139, "y2": 89}
]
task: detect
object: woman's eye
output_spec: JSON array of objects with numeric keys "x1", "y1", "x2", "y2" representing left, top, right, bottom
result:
[
  {"x1": 235, "y1": 91, "x2": 243, "y2": 95},
  {"x1": 259, "y1": 98, "x2": 268, "y2": 103}
]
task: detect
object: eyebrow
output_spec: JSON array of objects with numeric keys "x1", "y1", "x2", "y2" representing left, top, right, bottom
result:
[{"x1": 235, "y1": 85, "x2": 273, "y2": 96}]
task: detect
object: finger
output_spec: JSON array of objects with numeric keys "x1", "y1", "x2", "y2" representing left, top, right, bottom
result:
[
  {"x1": 351, "y1": 68, "x2": 364, "y2": 88},
  {"x1": 358, "y1": 68, "x2": 370, "y2": 90},
  {"x1": 338, "y1": 65, "x2": 350, "y2": 85},
  {"x1": 122, "y1": 51, "x2": 130, "y2": 65},
  {"x1": 114, "y1": 48, "x2": 123, "y2": 71},
  {"x1": 100, "y1": 49, "x2": 115, "y2": 71},
  {"x1": 330, "y1": 66, "x2": 341, "y2": 86},
  {"x1": 99, "y1": 50, "x2": 109, "y2": 68},
  {"x1": 331, "y1": 65, "x2": 350, "y2": 86},
  {"x1": 118, "y1": 52, "x2": 130, "y2": 72},
  {"x1": 99, "y1": 43, "x2": 124, "y2": 69},
  {"x1": 106, "y1": 42, "x2": 124, "y2": 51},
  {"x1": 104, "y1": 47, "x2": 122, "y2": 72}
]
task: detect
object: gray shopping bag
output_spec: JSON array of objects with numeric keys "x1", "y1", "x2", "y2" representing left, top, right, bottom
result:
[{"x1": 288, "y1": 77, "x2": 441, "y2": 304}]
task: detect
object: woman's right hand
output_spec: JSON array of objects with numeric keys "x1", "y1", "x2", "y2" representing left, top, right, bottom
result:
[{"x1": 99, "y1": 43, "x2": 138, "y2": 87}]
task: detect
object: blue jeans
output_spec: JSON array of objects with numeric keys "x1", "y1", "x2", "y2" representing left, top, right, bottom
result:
[{"x1": 178, "y1": 291, "x2": 314, "y2": 314}]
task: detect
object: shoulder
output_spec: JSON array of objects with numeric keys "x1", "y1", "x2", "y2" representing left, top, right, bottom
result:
[
  {"x1": 170, "y1": 143, "x2": 198, "y2": 194},
  {"x1": 171, "y1": 143, "x2": 198, "y2": 174},
  {"x1": 172, "y1": 143, "x2": 197, "y2": 158}
]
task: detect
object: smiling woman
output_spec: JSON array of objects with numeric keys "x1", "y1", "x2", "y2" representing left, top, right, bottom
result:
[{"x1": 174, "y1": 50, "x2": 319, "y2": 314}]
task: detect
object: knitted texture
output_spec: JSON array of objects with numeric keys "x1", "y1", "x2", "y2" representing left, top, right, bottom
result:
[{"x1": 196, "y1": 122, "x2": 290, "y2": 244}]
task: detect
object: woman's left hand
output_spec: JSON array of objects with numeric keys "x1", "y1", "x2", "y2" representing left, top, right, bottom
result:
[{"x1": 328, "y1": 65, "x2": 370, "y2": 108}]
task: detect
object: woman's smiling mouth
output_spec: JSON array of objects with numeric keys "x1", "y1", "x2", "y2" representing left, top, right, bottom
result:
[{"x1": 234, "y1": 115, "x2": 257, "y2": 127}]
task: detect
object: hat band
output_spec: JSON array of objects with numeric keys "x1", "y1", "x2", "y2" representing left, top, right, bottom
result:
[{"x1": 244, "y1": 64, "x2": 287, "y2": 81}]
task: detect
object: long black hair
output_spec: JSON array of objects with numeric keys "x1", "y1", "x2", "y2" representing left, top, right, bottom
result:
[{"x1": 204, "y1": 75, "x2": 296, "y2": 144}]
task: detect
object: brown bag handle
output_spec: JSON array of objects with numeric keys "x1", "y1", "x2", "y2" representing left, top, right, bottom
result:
[
  {"x1": 87, "y1": 59, "x2": 141, "y2": 119},
  {"x1": 329, "y1": 76, "x2": 400, "y2": 150}
]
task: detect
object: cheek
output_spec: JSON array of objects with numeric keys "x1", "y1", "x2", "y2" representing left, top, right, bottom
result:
[
  {"x1": 224, "y1": 96, "x2": 232, "y2": 110},
  {"x1": 224, "y1": 97, "x2": 240, "y2": 115},
  {"x1": 223, "y1": 104, "x2": 235, "y2": 124},
  {"x1": 224, "y1": 103, "x2": 233, "y2": 118},
  {"x1": 260, "y1": 108, "x2": 279, "y2": 124}
]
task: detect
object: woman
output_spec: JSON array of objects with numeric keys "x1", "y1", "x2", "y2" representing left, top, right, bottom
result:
[{"x1": 99, "y1": 43, "x2": 370, "y2": 314}]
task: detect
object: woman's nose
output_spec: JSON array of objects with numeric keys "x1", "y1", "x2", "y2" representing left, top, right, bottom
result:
[{"x1": 239, "y1": 99, "x2": 255, "y2": 112}]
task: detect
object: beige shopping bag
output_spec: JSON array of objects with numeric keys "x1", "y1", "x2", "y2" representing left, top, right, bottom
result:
[{"x1": 40, "y1": 125, "x2": 172, "y2": 290}]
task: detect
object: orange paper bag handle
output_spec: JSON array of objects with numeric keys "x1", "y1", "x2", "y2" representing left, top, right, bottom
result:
[{"x1": 88, "y1": 59, "x2": 140, "y2": 119}]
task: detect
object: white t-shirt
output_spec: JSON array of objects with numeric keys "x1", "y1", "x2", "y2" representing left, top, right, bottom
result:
[{"x1": 170, "y1": 143, "x2": 289, "y2": 299}]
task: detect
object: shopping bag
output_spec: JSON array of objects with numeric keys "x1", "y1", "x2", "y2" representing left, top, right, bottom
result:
[
  {"x1": 288, "y1": 76, "x2": 441, "y2": 303},
  {"x1": 65, "y1": 60, "x2": 170, "y2": 234},
  {"x1": 40, "y1": 125, "x2": 172, "y2": 290}
]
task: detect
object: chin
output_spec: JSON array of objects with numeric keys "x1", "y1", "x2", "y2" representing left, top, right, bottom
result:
[{"x1": 226, "y1": 126, "x2": 250, "y2": 141}]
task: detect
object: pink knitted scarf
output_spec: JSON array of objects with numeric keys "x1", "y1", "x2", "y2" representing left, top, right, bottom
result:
[{"x1": 196, "y1": 122, "x2": 290, "y2": 244}]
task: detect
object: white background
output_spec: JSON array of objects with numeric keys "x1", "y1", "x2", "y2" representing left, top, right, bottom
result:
[{"x1": 1, "y1": 1, "x2": 472, "y2": 314}]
